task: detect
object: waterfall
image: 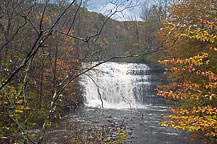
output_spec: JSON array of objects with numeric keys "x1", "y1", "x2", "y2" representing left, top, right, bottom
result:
[{"x1": 79, "y1": 62, "x2": 152, "y2": 109}]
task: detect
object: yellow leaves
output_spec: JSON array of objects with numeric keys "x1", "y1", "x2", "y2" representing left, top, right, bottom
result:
[
  {"x1": 159, "y1": 120, "x2": 169, "y2": 127},
  {"x1": 55, "y1": 123, "x2": 59, "y2": 128},
  {"x1": 193, "y1": 107, "x2": 197, "y2": 112},
  {"x1": 162, "y1": 20, "x2": 167, "y2": 25},
  {"x1": 26, "y1": 106, "x2": 31, "y2": 110},
  {"x1": 177, "y1": 19, "x2": 217, "y2": 43},
  {"x1": 188, "y1": 25, "x2": 192, "y2": 29},
  {"x1": 15, "y1": 105, "x2": 31, "y2": 112},
  {"x1": 211, "y1": 132, "x2": 216, "y2": 137},
  {"x1": 15, "y1": 110, "x2": 23, "y2": 113},
  {"x1": 208, "y1": 94, "x2": 216, "y2": 101},
  {"x1": 158, "y1": 1, "x2": 217, "y2": 139},
  {"x1": 15, "y1": 100, "x2": 23, "y2": 104},
  {"x1": 47, "y1": 121, "x2": 52, "y2": 127},
  {"x1": 184, "y1": 59, "x2": 188, "y2": 64},
  {"x1": 204, "y1": 30, "x2": 208, "y2": 35},
  {"x1": 58, "y1": 113, "x2": 62, "y2": 119},
  {"x1": 32, "y1": 123, "x2": 37, "y2": 126},
  {"x1": 160, "y1": 105, "x2": 217, "y2": 137},
  {"x1": 3, "y1": 101, "x2": 8, "y2": 105},
  {"x1": 158, "y1": 53, "x2": 209, "y2": 68},
  {"x1": 206, "y1": 82, "x2": 217, "y2": 90},
  {"x1": 209, "y1": 95, "x2": 213, "y2": 101}
]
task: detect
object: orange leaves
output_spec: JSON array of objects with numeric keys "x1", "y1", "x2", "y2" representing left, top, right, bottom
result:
[
  {"x1": 157, "y1": 89, "x2": 181, "y2": 100},
  {"x1": 161, "y1": 99, "x2": 217, "y2": 135},
  {"x1": 186, "y1": 19, "x2": 217, "y2": 43},
  {"x1": 157, "y1": 81, "x2": 203, "y2": 100},
  {"x1": 160, "y1": 106, "x2": 217, "y2": 137},
  {"x1": 158, "y1": 53, "x2": 209, "y2": 67},
  {"x1": 209, "y1": 47, "x2": 217, "y2": 52},
  {"x1": 157, "y1": 0, "x2": 217, "y2": 139}
]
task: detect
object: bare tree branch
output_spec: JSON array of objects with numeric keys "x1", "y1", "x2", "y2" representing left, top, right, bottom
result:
[{"x1": 0, "y1": 0, "x2": 77, "y2": 90}]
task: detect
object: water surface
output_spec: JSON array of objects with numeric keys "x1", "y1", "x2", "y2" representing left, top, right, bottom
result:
[{"x1": 45, "y1": 62, "x2": 201, "y2": 144}]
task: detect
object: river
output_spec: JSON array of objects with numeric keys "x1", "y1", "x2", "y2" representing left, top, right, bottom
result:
[{"x1": 44, "y1": 62, "x2": 202, "y2": 144}]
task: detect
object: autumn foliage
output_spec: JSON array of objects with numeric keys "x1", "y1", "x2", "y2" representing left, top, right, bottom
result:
[
  {"x1": 157, "y1": 0, "x2": 217, "y2": 141},
  {"x1": 0, "y1": 1, "x2": 82, "y2": 143}
]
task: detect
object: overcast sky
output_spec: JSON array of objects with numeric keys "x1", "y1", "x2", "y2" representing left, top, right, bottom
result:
[{"x1": 85, "y1": 0, "x2": 150, "y2": 21}]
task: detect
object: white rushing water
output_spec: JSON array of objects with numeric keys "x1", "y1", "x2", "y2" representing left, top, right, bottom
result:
[{"x1": 80, "y1": 62, "x2": 152, "y2": 109}]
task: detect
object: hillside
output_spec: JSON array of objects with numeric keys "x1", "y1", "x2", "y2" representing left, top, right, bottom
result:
[{"x1": 70, "y1": 7, "x2": 160, "y2": 63}]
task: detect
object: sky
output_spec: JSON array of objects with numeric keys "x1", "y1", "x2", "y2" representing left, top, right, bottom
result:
[{"x1": 85, "y1": 0, "x2": 150, "y2": 21}]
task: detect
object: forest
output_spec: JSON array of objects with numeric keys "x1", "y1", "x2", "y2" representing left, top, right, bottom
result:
[{"x1": 0, "y1": 0, "x2": 216, "y2": 143}]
